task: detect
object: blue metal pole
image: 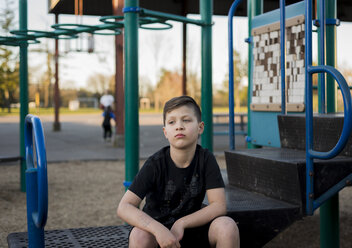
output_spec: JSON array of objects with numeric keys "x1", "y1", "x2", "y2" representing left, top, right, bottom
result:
[
  {"x1": 305, "y1": 0, "x2": 352, "y2": 217},
  {"x1": 247, "y1": 0, "x2": 263, "y2": 149},
  {"x1": 25, "y1": 115, "x2": 48, "y2": 248},
  {"x1": 228, "y1": 0, "x2": 244, "y2": 150},
  {"x1": 305, "y1": 0, "x2": 314, "y2": 215},
  {"x1": 26, "y1": 169, "x2": 45, "y2": 248},
  {"x1": 280, "y1": 0, "x2": 286, "y2": 114}
]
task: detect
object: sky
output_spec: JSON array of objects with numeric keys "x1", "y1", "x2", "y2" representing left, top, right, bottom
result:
[{"x1": 3, "y1": 0, "x2": 352, "y2": 90}]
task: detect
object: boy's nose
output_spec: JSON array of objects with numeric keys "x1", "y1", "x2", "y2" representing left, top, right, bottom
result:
[{"x1": 176, "y1": 121, "x2": 184, "y2": 130}]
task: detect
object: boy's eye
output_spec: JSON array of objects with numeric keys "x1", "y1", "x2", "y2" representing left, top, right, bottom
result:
[
  {"x1": 168, "y1": 120, "x2": 175, "y2": 125},
  {"x1": 183, "y1": 119, "x2": 191, "y2": 122}
]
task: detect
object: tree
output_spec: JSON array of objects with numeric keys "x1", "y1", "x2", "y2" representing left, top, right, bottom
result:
[
  {"x1": 215, "y1": 50, "x2": 247, "y2": 110},
  {"x1": 86, "y1": 72, "x2": 112, "y2": 95},
  {"x1": 186, "y1": 71, "x2": 201, "y2": 103},
  {"x1": 144, "y1": 32, "x2": 173, "y2": 85},
  {"x1": 0, "y1": 0, "x2": 19, "y2": 112},
  {"x1": 29, "y1": 43, "x2": 54, "y2": 108},
  {"x1": 154, "y1": 69, "x2": 183, "y2": 110}
]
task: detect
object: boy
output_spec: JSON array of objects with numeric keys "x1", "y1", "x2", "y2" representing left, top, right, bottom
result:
[{"x1": 117, "y1": 96, "x2": 239, "y2": 248}]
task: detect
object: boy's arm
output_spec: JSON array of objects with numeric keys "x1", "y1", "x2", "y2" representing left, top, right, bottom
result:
[
  {"x1": 170, "y1": 187, "x2": 226, "y2": 240},
  {"x1": 117, "y1": 190, "x2": 180, "y2": 247}
]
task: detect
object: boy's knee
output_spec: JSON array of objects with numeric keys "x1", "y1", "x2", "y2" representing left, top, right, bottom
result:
[
  {"x1": 209, "y1": 216, "x2": 239, "y2": 245},
  {"x1": 129, "y1": 227, "x2": 157, "y2": 248}
]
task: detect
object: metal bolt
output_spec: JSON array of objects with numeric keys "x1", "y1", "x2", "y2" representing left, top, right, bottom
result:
[
  {"x1": 309, "y1": 172, "x2": 314, "y2": 177},
  {"x1": 309, "y1": 193, "x2": 314, "y2": 199}
]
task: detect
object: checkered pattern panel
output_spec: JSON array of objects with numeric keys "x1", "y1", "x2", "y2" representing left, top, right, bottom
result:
[{"x1": 252, "y1": 16, "x2": 305, "y2": 105}]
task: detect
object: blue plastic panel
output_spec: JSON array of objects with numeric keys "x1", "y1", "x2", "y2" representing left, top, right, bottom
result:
[
  {"x1": 252, "y1": 1, "x2": 305, "y2": 29},
  {"x1": 249, "y1": 1, "x2": 305, "y2": 147},
  {"x1": 250, "y1": 112, "x2": 281, "y2": 147}
]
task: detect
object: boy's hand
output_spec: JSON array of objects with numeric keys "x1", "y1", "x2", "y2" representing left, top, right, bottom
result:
[
  {"x1": 170, "y1": 219, "x2": 185, "y2": 242},
  {"x1": 155, "y1": 225, "x2": 181, "y2": 248}
]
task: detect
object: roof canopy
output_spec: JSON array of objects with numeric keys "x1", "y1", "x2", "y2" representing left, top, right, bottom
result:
[{"x1": 48, "y1": 0, "x2": 352, "y2": 22}]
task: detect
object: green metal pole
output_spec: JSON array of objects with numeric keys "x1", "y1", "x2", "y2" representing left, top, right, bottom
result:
[
  {"x1": 124, "y1": 0, "x2": 139, "y2": 190},
  {"x1": 317, "y1": 0, "x2": 325, "y2": 114},
  {"x1": 200, "y1": 0, "x2": 213, "y2": 151},
  {"x1": 247, "y1": 0, "x2": 263, "y2": 149},
  {"x1": 320, "y1": 1, "x2": 339, "y2": 247},
  {"x1": 19, "y1": 0, "x2": 28, "y2": 192},
  {"x1": 325, "y1": 1, "x2": 337, "y2": 113}
]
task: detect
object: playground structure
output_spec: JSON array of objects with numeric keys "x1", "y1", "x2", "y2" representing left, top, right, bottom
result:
[{"x1": 2, "y1": 0, "x2": 352, "y2": 247}]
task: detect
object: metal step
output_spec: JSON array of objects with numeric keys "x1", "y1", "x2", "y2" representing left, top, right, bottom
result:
[
  {"x1": 7, "y1": 225, "x2": 132, "y2": 248},
  {"x1": 226, "y1": 147, "x2": 352, "y2": 211},
  {"x1": 204, "y1": 184, "x2": 301, "y2": 247},
  {"x1": 278, "y1": 113, "x2": 352, "y2": 157}
]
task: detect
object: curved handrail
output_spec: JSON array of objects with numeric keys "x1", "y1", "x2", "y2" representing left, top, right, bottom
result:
[
  {"x1": 307, "y1": 65, "x2": 352, "y2": 159},
  {"x1": 228, "y1": 0, "x2": 244, "y2": 150},
  {"x1": 25, "y1": 114, "x2": 48, "y2": 228},
  {"x1": 305, "y1": 0, "x2": 352, "y2": 215}
]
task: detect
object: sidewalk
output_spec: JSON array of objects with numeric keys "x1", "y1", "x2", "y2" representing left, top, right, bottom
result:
[{"x1": 0, "y1": 113, "x2": 246, "y2": 163}]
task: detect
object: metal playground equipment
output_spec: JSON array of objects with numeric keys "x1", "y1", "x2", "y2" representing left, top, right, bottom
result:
[
  {"x1": 3, "y1": 0, "x2": 214, "y2": 247},
  {"x1": 227, "y1": 0, "x2": 352, "y2": 247},
  {"x1": 2, "y1": 0, "x2": 352, "y2": 247}
]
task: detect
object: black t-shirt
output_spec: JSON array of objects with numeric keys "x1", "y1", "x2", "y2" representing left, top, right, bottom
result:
[{"x1": 129, "y1": 144, "x2": 225, "y2": 228}]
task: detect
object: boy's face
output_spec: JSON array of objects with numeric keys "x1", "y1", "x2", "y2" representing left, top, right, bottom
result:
[{"x1": 163, "y1": 105, "x2": 204, "y2": 150}]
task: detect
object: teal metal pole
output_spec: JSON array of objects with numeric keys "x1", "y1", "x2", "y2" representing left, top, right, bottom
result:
[
  {"x1": 247, "y1": 0, "x2": 263, "y2": 149},
  {"x1": 317, "y1": 0, "x2": 326, "y2": 114},
  {"x1": 200, "y1": 0, "x2": 213, "y2": 151},
  {"x1": 325, "y1": 1, "x2": 337, "y2": 113},
  {"x1": 320, "y1": 1, "x2": 339, "y2": 247},
  {"x1": 19, "y1": 0, "x2": 28, "y2": 192},
  {"x1": 124, "y1": 0, "x2": 139, "y2": 190}
]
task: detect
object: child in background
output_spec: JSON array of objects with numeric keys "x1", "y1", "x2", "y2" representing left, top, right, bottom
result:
[
  {"x1": 102, "y1": 106, "x2": 115, "y2": 142},
  {"x1": 117, "y1": 96, "x2": 239, "y2": 248}
]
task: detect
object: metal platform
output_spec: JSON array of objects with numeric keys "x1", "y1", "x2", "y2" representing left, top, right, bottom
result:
[
  {"x1": 7, "y1": 225, "x2": 132, "y2": 248},
  {"x1": 203, "y1": 184, "x2": 301, "y2": 248},
  {"x1": 224, "y1": 185, "x2": 300, "y2": 212},
  {"x1": 226, "y1": 147, "x2": 352, "y2": 206}
]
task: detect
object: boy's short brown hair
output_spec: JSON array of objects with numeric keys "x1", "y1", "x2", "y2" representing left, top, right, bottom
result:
[{"x1": 163, "y1": 96, "x2": 202, "y2": 126}]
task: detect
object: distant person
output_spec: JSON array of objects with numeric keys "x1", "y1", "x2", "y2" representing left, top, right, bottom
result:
[
  {"x1": 100, "y1": 90, "x2": 114, "y2": 109},
  {"x1": 102, "y1": 106, "x2": 116, "y2": 142},
  {"x1": 117, "y1": 96, "x2": 239, "y2": 248}
]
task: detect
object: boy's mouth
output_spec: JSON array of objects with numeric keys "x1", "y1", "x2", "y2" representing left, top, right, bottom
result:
[{"x1": 175, "y1": 134, "x2": 185, "y2": 138}]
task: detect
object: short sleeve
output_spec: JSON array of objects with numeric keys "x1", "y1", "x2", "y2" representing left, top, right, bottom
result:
[
  {"x1": 204, "y1": 152, "x2": 225, "y2": 190},
  {"x1": 128, "y1": 159, "x2": 156, "y2": 200}
]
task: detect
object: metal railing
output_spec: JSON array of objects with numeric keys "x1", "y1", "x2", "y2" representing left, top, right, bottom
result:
[
  {"x1": 228, "y1": 0, "x2": 244, "y2": 150},
  {"x1": 0, "y1": 7, "x2": 210, "y2": 46},
  {"x1": 228, "y1": 0, "x2": 352, "y2": 215},
  {"x1": 25, "y1": 114, "x2": 48, "y2": 248},
  {"x1": 213, "y1": 113, "x2": 247, "y2": 136},
  {"x1": 304, "y1": 0, "x2": 352, "y2": 215}
]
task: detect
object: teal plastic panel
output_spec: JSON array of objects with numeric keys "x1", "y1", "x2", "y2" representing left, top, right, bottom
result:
[
  {"x1": 249, "y1": 1, "x2": 305, "y2": 148},
  {"x1": 250, "y1": 112, "x2": 281, "y2": 147},
  {"x1": 252, "y1": 1, "x2": 305, "y2": 29}
]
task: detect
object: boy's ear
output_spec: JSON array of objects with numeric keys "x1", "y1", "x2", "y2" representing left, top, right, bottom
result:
[
  {"x1": 198, "y1": 121, "x2": 205, "y2": 135},
  {"x1": 163, "y1": 126, "x2": 168, "y2": 139}
]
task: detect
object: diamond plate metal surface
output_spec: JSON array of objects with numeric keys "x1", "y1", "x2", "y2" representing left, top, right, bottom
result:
[{"x1": 8, "y1": 225, "x2": 132, "y2": 248}]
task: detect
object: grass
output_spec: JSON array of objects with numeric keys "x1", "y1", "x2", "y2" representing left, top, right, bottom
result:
[
  {"x1": 0, "y1": 107, "x2": 101, "y2": 116},
  {"x1": 0, "y1": 106, "x2": 249, "y2": 117}
]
